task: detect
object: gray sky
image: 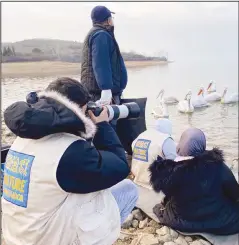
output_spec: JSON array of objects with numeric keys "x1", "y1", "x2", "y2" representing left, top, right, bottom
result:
[{"x1": 2, "y1": 2, "x2": 238, "y2": 56}]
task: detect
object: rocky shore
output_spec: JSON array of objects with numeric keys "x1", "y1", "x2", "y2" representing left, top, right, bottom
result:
[
  {"x1": 1, "y1": 209, "x2": 211, "y2": 245},
  {"x1": 114, "y1": 209, "x2": 211, "y2": 245}
]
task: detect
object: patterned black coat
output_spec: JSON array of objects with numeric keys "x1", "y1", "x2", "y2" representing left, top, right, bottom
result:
[{"x1": 149, "y1": 148, "x2": 239, "y2": 235}]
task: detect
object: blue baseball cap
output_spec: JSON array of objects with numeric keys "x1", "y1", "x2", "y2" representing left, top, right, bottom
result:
[{"x1": 91, "y1": 6, "x2": 115, "y2": 23}]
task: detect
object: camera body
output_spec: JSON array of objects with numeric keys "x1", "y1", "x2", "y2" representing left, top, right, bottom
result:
[
  {"x1": 86, "y1": 101, "x2": 140, "y2": 120},
  {"x1": 87, "y1": 98, "x2": 147, "y2": 156},
  {"x1": 86, "y1": 101, "x2": 104, "y2": 117}
]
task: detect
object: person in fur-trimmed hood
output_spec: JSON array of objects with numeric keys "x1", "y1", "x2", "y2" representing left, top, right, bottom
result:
[
  {"x1": 149, "y1": 127, "x2": 239, "y2": 235},
  {"x1": 2, "y1": 77, "x2": 138, "y2": 245}
]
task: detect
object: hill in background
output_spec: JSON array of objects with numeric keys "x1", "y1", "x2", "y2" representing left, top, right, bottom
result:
[{"x1": 2, "y1": 38, "x2": 168, "y2": 63}]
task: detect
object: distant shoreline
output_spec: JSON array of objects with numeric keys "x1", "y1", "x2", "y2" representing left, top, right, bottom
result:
[{"x1": 1, "y1": 60, "x2": 172, "y2": 78}]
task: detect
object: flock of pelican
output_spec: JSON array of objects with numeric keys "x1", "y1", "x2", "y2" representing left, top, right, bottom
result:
[{"x1": 152, "y1": 81, "x2": 239, "y2": 117}]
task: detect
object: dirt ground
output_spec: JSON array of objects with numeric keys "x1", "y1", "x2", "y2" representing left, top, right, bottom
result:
[{"x1": 1, "y1": 60, "x2": 170, "y2": 78}]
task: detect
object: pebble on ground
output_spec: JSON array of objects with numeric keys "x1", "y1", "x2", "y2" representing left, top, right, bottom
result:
[{"x1": 114, "y1": 208, "x2": 212, "y2": 245}]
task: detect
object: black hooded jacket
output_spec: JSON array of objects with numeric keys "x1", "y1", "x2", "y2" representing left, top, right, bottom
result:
[
  {"x1": 4, "y1": 90, "x2": 130, "y2": 193},
  {"x1": 149, "y1": 148, "x2": 239, "y2": 235}
]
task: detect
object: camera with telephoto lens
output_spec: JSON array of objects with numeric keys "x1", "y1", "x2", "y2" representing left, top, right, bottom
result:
[{"x1": 86, "y1": 101, "x2": 141, "y2": 120}]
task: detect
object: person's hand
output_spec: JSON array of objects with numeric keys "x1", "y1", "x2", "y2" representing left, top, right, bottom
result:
[
  {"x1": 95, "y1": 99, "x2": 111, "y2": 106},
  {"x1": 88, "y1": 106, "x2": 109, "y2": 124},
  {"x1": 95, "y1": 89, "x2": 112, "y2": 106}
]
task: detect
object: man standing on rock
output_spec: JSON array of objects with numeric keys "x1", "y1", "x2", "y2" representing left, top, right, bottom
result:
[{"x1": 81, "y1": 5, "x2": 128, "y2": 108}]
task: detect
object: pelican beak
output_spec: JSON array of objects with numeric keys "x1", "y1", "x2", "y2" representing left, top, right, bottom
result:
[
  {"x1": 198, "y1": 89, "x2": 203, "y2": 95},
  {"x1": 207, "y1": 83, "x2": 212, "y2": 89},
  {"x1": 156, "y1": 89, "x2": 163, "y2": 99},
  {"x1": 207, "y1": 82, "x2": 212, "y2": 91}
]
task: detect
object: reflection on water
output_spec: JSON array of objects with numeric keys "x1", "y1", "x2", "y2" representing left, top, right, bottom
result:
[{"x1": 1, "y1": 66, "x2": 238, "y2": 177}]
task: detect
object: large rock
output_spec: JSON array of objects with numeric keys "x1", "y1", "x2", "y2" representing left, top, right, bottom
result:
[
  {"x1": 122, "y1": 214, "x2": 134, "y2": 229},
  {"x1": 158, "y1": 234, "x2": 172, "y2": 243},
  {"x1": 132, "y1": 209, "x2": 144, "y2": 221},
  {"x1": 132, "y1": 219, "x2": 139, "y2": 228},
  {"x1": 156, "y1": 226, "x2": 170, "y2": 236},
  {"x1": 190, "y1": 241, "x2": 204, "y2": 245},
  {"x1": 185, "y1": 237, "x2": 193, "y2": 243},
  {"x1": 164, "y1": 242, "x2": 177, "y2": 245},
  {"x1": 169, "y1": 229, "x2": 179, "y2": 239},
  {"x1": 140, "y1": 234, "x2": 159, "y2": 245},
  {"x1": 174, "y1": 236, "x2": 188, "y2": 245},
  {"x1": 139, "y1": 217, "x2": 149, "y2": 229}
]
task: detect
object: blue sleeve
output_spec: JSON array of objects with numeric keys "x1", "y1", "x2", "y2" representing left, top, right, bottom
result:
[
  {"x1": 93, "y1": 121, "x2": 127, "y2": 162},
  {"x1": 91, "y1": 32, "x2": 113, "y2": 90},
  {"x1": 162, "y1": 138, "x2": 177, "y2": 160},
  {"x1": 56, "y1": 122, "x2": 129, "y2": 193},
  {"x1": 221, "y1": 163, "x2": 239, "y2": 202},
  {"x1": 120, "y1": 56, "x2": 128, "y2": 90}
]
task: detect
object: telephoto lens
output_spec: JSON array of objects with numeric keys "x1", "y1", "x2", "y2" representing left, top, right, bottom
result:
[{"x1": 86, "y1": 101, "x2": 140, "y2": 121}]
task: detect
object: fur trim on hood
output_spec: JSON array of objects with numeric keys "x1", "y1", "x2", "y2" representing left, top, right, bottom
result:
[
  {"x1": 38, "y1": 90, "x2": 96, "y2": 139},
  {"x1": 149, "y1": 148, "x2": 224, "y2": 193},
  {"x1": 4, "y1": 90, "x2": 97, "y2": 140}
]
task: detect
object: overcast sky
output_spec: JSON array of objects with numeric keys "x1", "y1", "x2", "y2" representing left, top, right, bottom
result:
[{"x1": 2, "y1": 2, "x2": 238, "y2": 56}]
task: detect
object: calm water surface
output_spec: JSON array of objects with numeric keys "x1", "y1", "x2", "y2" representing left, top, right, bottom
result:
[{"x1": 1, "y1": 62, "x2": 238, "y2": 177}]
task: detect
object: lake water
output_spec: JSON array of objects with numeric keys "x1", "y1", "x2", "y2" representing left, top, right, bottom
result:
[{"x1": 1, "y1": 61, "x2": 238, "y2": 177}]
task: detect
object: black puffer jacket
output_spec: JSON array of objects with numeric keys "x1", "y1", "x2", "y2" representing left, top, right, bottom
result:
[{"x1": 149, "y1": 148, "x2": 239, "y2": 235}]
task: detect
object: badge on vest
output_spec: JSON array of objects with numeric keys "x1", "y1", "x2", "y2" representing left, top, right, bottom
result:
[
  {"x1": 132, "y1": 139, "x2": 151, "y2": 162},
  {"x1": 3, "y1": 150, "x2": 34, "y2": 208}
]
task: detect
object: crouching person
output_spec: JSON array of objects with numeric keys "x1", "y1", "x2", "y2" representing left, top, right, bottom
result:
[
  {"x1": 130, "y1": 118, "x2": 177, "y2": 220},
  {"x1": 2, "y1": 77, "x2": 138, "y2": 245},
  {"x1": 150, "y1": 127, "x2": 239, "y2": 235}
]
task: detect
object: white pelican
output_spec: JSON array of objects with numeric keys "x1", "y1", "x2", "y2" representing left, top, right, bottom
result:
[
  {"x1": 152, "y1": 89, "x2": 169, "y2": 118},
  {"x1": 156, "y1": 89, "x2": 179, "y2": 105},
  {"x1": 204, "y1": 81, "x2": 221, "y2": 102},
  {"x1": 192, "y1": 87, "x2": 210, "y2": 108},
  {"x1": 221, "y1": 87, "x2": 239, "y2": 104},
  {"x1": 177, "y1": 90, "x2": 194, "y2": 113}
]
